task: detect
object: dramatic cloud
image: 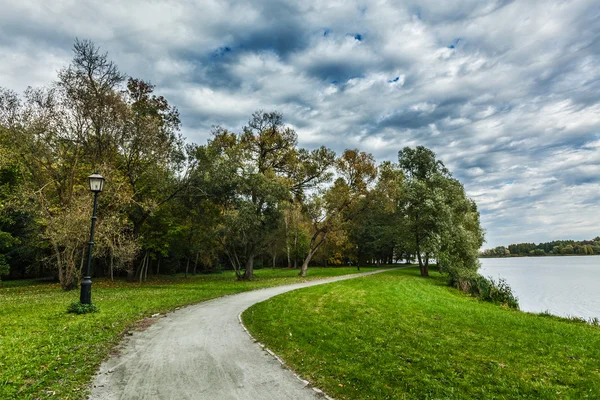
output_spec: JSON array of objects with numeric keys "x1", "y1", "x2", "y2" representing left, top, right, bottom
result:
[{"x1": 1, "y1": 0, "x2": 599, "y2": 247}]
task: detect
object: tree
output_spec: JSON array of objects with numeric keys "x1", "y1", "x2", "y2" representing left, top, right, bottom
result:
[
  {"x1": 1, "y1": 84, "x2": 89, "y2": 289},
  {"x1": 0, "y1": 170, "x2": 18, "y2": 277},
  {"x1": 355, "y1": 161, "x2": 405, "y2": 266},
  {"x1": 298, "y1": 149, "x2": 376, "y2": 277},
  {"x1": 285, "y1": 146, "x2": 336, "y2": 270},
  {"x1": 57, "y1": 38, "x2": 127, "y2": 167},
  {"x1": 119, "y1": 77, "x2": 184, "y2": 237},
  {"x1": 561, "y1": 245, "x2": 574, "y2": 254},
  {"x1": 209, "y1": 112, "x2": 297, "y2": 279},
  {"x1": 398, "y1": 146, "x2": 483, "y2": 277},
  {"x1": 398, "y1": 147, "x2": 449, "y2": 276}
]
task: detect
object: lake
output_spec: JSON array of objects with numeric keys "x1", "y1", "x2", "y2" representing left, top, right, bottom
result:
[{"x1": 479, "y1": 256, "x2": 600, "y2": 320}]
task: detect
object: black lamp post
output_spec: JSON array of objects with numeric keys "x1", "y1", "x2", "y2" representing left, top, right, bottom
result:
[{"x1": 80, "y1": 173, "x2": 105, "y2": 305}]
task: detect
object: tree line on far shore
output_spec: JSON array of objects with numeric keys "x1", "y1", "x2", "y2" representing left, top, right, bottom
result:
[
  {"x1": 0, "y1": 40, "x2": 486, "y2": 296},
  {"x1": 480, "y1": 237, "x2": 600, "y2": 258}
]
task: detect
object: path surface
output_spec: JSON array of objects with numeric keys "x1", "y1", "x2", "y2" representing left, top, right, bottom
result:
[{"x1": 90, "y1": 268, "x2": 400, "y2": 400}]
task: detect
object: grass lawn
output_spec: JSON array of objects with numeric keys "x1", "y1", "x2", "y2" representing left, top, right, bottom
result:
[
  {"x1": 0, "y1": 266, "x2": 378, "y2": 399},
  {"x1": 242, "y1": 268, "x2": 600, "y2": 399}
]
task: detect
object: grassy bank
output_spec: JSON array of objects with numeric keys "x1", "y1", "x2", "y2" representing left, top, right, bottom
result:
[
  {"x1": 0, "y1": 267, "x2": 376, "y2": 399},
  {"x1": 242, "y1": 268, "x2": 600, "y2": 399}
]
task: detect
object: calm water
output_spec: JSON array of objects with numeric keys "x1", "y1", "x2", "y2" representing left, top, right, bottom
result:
[{"x1": 479, "y1": 256, "x2": 600, "y2": 320}]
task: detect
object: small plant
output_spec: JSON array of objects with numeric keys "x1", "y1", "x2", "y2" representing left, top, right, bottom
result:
[
  {"x1": 537, "y1": 311, "x2": 600, "y2": 326},
  {"x1": 447, "y1": 268, "x2": 519, "y2": 309},
  {"x1": 67, "y1": 301, "x2": 99, "y2": 314},
  {"x1": 564, "y1": 315, "x2": 600, "y2": 326}
]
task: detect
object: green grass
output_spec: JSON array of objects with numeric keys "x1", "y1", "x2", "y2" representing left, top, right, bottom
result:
[
  {"x1": 0, "y1": 266, "x2": 378, "y2": 399},
  {"x1": 242, "y1": 268, "x2": 600, "y2": 399}
]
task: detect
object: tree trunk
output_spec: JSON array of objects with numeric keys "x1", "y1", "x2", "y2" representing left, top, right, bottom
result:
[
  {"x1": 185, "y1": 256, "x2": 190, "y2": 278},
  {"x1": 416, "y1": 246, "x2": 423, "y2": 267},
  {"x1": 415, "y1": 211, "x2": 427, "y2": 276},
  {"x1": 79, "y1": 247, "x2": 86, "y2": 277},
  {"x1": 284, "y1": 213, "x2": 291, "y2": 268},
  {"x1": 299, "y1": 250, "x2": 313, "y2": 277},
  {"x1": 53, "y1": 242, "x2": 66, "y2": 290},
  {"x1": 156, "y1": 257, "x2": 160, "y2": 275},
  {"x1": 145, "y1": 256, "x2": 149, "y2": 280},
  {"x1": 293, "y1": 224, "x2": 298, "y2": 269},
  {"x1": 242, "y1": 255, "x2": 255, "y2": 279},
  {"x1": 110, "y1": 247, "x2": 114, "y2": 281},
  {"x1": 417, "y1": 255, "x2": 424, "y2": 275},
  {"x1": 272, "y1": 254, "x2": 276, "y2": 268},
  {"x1": 193, "y1": 252, "x2": 199, "y2": 275},
  {"x1": 416, "y1": 238, "x2": 426, "y2": 276},
  {"x1": 299, "y1": 233, "x2": 327, "y2": 277},
  {"x1": 423, "y1": 253, "x2": 430, "y2": 277},
  {"x1": 139, "y1": 252, "x2": 148, "y2": 284}
]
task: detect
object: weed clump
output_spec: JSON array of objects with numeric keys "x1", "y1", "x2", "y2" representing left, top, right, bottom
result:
[{"x1": 67, "y1": 302, "x2": 99, "y2": 314}]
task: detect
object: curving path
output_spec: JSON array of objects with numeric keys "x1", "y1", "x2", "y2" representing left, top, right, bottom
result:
[{"x1": 90, "y1": 268, "x2": 401, "y2": 400}]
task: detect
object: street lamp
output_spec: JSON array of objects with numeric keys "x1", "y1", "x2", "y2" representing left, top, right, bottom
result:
[{"x1": 80, "y1": 173, "x2": 105, "y2": 305}]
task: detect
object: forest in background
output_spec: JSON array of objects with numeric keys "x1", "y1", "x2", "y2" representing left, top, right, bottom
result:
[
  {"x1": 480, "y1": 237, "x2": 600, "y2": 257},
  {"x1": 0, "y1": 40, "x2": 484, "y2": 291}
]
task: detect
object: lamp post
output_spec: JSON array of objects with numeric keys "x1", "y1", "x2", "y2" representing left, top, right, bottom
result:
[{"x1": 80, "y1": 173, "x2": 105, "y2": 305}]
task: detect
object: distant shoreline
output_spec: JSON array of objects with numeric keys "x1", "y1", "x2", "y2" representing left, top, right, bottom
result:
[{"x1": 480, "y1": 238, "x2": 599, "y2": 258}]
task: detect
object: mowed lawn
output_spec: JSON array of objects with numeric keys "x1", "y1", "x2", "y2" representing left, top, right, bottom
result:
[
  {"x1": 242, "y1": 268, "x2": 600, "y2": 400},
  {"x1": 0, "y1": 267, "x2": 377, "y2": 400}
]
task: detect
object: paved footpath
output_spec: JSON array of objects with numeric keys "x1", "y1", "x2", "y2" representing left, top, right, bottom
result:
[{"x1": 90, "y1": 268, "x2": 401, "y2": 400}]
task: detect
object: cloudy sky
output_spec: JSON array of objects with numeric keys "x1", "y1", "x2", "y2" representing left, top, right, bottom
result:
[{"x1": 1, "y1": 0, "x2": 599, "y2": 248}]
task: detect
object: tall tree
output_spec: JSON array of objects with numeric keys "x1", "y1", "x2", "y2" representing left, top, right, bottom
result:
[
  {"x1": 119, "y1": 77, "x2": 184, "y2": 238},
  {"x1": 349, "y1": 161, "x2": 405, "y2": 266},
  {"x1": 56, "y1": 38, "x2": 126, "y2": 167},
  {"x1": 398, "y1": 146, "x2": 483, "y2": 276},
  {"x1": 209, "y1": 112, "x2": 296, "y2": 279},
  {"x1": 299, "y1": 149, "x2": 376, "y2": 277},
  {"x1": 117, "y1": 78, "x2": 186, "y2": 280}
]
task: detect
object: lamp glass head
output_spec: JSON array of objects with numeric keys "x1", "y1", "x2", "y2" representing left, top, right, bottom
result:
[{"x1": 88, "y1": 173, "x2": 105, "y2": 193}]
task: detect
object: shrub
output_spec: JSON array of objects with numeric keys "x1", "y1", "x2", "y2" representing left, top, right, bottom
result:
[
  {"x1": 447, "y1": 268, "x2": 519, "y2": 309},
  {"x1": 66, "y1": 302, "x2": 99, "y2": 314},
  {"x1": 446, "y1": 267, "x2": 478, "y2": 292},
  {"x1": 475, "y1": 276, "x2": 519, "y2": 309}
]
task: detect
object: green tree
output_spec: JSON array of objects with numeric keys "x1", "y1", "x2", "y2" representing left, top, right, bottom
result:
[
  {"x1": 398, "y1": 146, "x2": 483, "y2": 277},
  {"x1": 398, "y1": 146, "x2": 449, "y2": 276},
  {"x1": 348, "y1": 161, "x2": 404, "y2": 266},
  {"x1": 210, "y1": 112, "x2": 296, "y2": 279},
  {"x1": 561, "y1": 245, "x2": 574, "y2": 254},
  {"x1": 0, "y1": 127, "x2": 30, "y2": 279}
]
